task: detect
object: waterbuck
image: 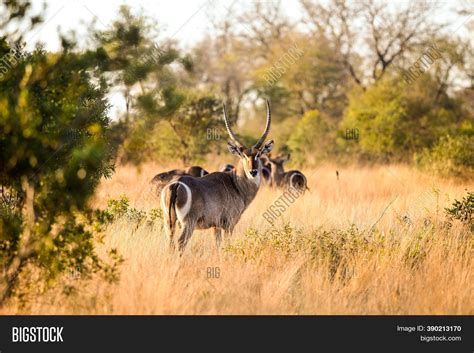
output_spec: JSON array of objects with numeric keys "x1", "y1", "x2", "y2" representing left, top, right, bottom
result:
[
  {"x1": 151, "y1": 166, "x2": 208, "y2": 194},
  {"x1": 268, "y1": 154, "x2": 309, "y2": 193},
  {"x1": 260, "y1": 156, "x2": 272, "y2": 185},
  {"x1": 220, "y1": 164, "x2": 235, "y2": 173},
  {"x1": 161, "y1": 100, "x2": 274, "y2": 253}
]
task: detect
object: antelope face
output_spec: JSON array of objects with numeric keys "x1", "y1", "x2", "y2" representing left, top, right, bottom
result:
[
  {"x1": 228, "y1": 141, "x2": 274, "y2": 180},
  {"x1": 223, "y1": 99, "x2": 273, "y2": 185},
  {"x1": 269, "y1": 154, "x2": 290, "y2": 169}
]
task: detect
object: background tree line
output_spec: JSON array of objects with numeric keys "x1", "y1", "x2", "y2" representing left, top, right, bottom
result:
[{"x1": 94, "y1": 0, "x2": 472, "y2": 176}]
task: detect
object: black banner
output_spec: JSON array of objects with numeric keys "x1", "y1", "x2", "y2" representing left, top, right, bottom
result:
[{"x1": 0, "y1": 316, "x2": 471, "y2": 352}]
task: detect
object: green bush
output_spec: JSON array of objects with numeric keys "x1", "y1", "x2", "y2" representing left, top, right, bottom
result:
[
  {"x1": 287, "y1": 110, "x2": 335, "y2": 165},
  {"x1": 445, "y1": 191, "x2": 473, "y2": 231},
  {"x1": 94, "y1": 195, "x2": 162, "y2": 229},
  {"x1": 416, "y1": 135, "x2": 474, "y2": 179},
  {"x1": 340, "y1": 75, "x2": 465, "y2": 162}
]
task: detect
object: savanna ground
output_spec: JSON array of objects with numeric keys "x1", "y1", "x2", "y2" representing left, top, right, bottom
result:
[{"x1": 3, "y1": 162, "x2": 473, "y2": 315}]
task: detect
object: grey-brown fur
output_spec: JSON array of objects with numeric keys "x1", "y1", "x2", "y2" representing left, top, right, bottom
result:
[
  {"x1": 221, "y1": 164, "x2": 235, "y2": 173},
  {"x1": 222, "y1": 162, "x2": 271, "y2": 185},
  {"x1": 260, "y1": 156, "x2": 272, "y2": 185},
  {"x1": 161, "y1": 100, "x2": 273, "y2": 253},
  {"x1": 151, "y1": 166, "x2": 208, "y2": 194},
  {"x1": 269, "y1": 154, "x2": 308, "y2": 193}
]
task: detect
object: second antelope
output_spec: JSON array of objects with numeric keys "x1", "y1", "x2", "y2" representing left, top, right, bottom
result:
[
  {"x1": 151, "y1": 166, "x2": 208, "y2": 194},
  {"x1": 160, "y1": 100, "x2": 274, "y2": 253},
  {"x1": 269, "y1": 154, "x2": 309, "y2": 193}
]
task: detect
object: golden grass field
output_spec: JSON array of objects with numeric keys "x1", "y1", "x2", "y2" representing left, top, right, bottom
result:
[{"x1": 4, "y1": 161, "x2": 473, "y2": 315}]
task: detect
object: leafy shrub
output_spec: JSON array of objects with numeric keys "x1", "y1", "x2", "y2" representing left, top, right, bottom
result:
[
  {"x1": 93, "y1": 196, "x2": 162, "y2": 231},
  {"x1": 416, "y1": 135, "x2": 474, "y2": 179},
  {"x1": 340, "y1": 75, "x2": 465, "y2": 162},
  {"x1": 445, "y1": 191, "x2": 473, "y2": 231},
  {"x1": 287, "y1": 110, "x2": 335, "y2": 165}
]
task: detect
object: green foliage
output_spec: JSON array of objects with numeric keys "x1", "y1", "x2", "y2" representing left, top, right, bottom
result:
[
  {"x1": 0, "y1": 38, "x2": 116, "y2": 303},
  {"x1": 90, "y1": 6, "x2": 226, "y2": 165},
  {"x1": 91, "y1": 5, "x2": 192, "y2": 161},
  {"x1": 445, "y1": 191, "x2": 473, "y2": 231},
  {"x1": 287, "y1": 110, "x2": 335, "y2": 165},
  {"x1": 252, "y1": 33, "x2": 349, "y2": 121},
  {"x1": 123, "y1": 93, "x2": 223, "y2": 164},
  {"x1": 416, "y1": 134, "x2": 474, "y2": 179},
  {"x1": 93, "y1": 196, "x2": 162, "y2": 230},
  {"x1": 340, "y1": 75, "x2": 466, "y2": 162}
]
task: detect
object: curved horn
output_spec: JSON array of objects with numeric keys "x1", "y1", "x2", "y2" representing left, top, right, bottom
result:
[
  {"x1": 223, "y1": 104, "x2": 243, "y2": 147},
  {"x1": 253, "y1": 99, "x2": 271, "y2": 149}
]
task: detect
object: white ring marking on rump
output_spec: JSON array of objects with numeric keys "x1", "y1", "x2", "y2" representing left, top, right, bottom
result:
[
  {"x1": 290, "y1": 172, "x2": 304, "y2": 188},
  {"x1": 160, "y1": 181, "x2": 178, "y2": 225},
  {"x1": 176, "y1": 182, "x2": 192, "y2": 223}
]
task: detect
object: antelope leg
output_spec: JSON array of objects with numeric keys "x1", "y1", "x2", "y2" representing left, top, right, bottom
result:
[
  {"x1": 213, "y1": 227, "x2": 222, "y2": 250},
  {"x1": 177, "y1": 222, "x2": 195, "y2": 254}
]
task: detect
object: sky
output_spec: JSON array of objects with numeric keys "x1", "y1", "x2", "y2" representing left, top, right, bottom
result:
[
  {"x1": 27, "y1": 0, "x2": 305, "y2": 52},
  {"x1": 28, "y1": 0, "x2": 472, "y2": 52}
]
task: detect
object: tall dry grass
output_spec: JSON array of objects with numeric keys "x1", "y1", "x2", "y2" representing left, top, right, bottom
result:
[{"x1": 3, "y1": 162, "x2": 473, "y2": 314}]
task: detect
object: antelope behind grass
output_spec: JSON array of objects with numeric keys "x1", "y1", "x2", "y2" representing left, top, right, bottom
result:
[
  {"x1": 269, "y1": 154, "x2": 309, "y2": 193},
  {"x1": 161, "y1": 100, "x2": 274, "y2": 253}
]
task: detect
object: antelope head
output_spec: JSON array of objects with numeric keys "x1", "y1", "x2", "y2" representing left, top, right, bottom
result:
[
  {"x1": 269, "y1": 153, "x2": 291, "y2": 166},
  {"x1": 223, "y1": 100, "x2": 273, "y2": 184},
  {"x1": 268, "y1": 153, "x2": 291, "y2": 175}
]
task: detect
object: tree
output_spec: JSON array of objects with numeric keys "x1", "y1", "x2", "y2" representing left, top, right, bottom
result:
[
  {"x1": 0, "y1": 36, "x2": 115, "y2": 303},
  {"x1": 252, "y1": 31, "x2": 349, "y2": 120},
  {"x1": 191, "y1": 9, "x2": 254, "y2": 125},
  {"x1": 88, "y1": 6, "x2": 196, "y2": 165},
  {"x1": 90, "y1": 5, "x2": 187, "y2": 125},
  {"x1": 300, "y1": 0, "x2": 444, "y2": 87},
  {"x1": 123, "y1": 93, "x2": 223, "y2": 164},
  {"x1": 237, "y1": 0, "x2": 294, "y2": 59}
]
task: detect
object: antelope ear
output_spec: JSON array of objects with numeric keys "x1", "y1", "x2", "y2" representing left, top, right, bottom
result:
[
  {"x1": 227, "y1": 141, "x2": 241, "y2": 155},
  {"x1": 260, "y1": 140, "x2": 274, "y2": 155}
]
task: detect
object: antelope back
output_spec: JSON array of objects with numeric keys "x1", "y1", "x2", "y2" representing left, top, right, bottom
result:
[{"x1": 185, "y1": 166, "x2": 209, "y2": 177}]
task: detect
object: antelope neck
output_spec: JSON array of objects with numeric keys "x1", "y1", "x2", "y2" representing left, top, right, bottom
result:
[
  {"x1": 232, "y1": 161, "x2": 260, "y2": 206},
  {"x1": 272, "y1": 163, "x2": 285, "y2": 177}
]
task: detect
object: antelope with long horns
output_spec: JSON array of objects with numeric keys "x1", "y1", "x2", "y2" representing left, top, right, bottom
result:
[{"x1": 160, "y1": 100, "x2": 273, "y2": 253}]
